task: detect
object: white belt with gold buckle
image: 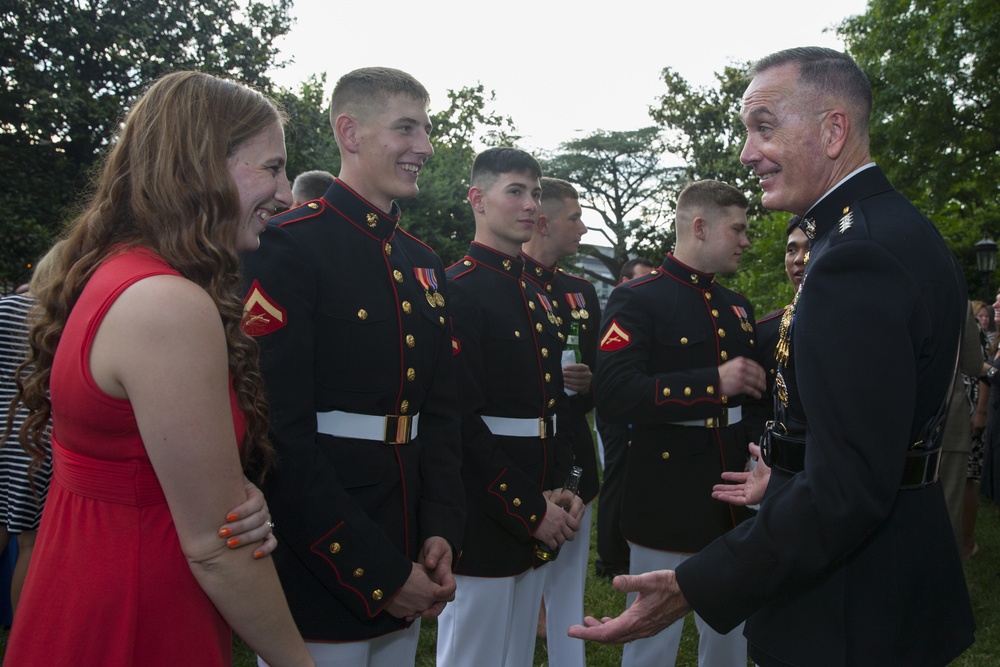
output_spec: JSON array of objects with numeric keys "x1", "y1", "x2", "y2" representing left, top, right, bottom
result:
[
  {"x1": 316, "y1": 410, "x2": 419, "y2": 444},
  {"x1": 671, "y1": 405, "x2": 742, "y2": 428},
  {"x1": 482, "y1": 415, "x2": 557, "y2": 439}
]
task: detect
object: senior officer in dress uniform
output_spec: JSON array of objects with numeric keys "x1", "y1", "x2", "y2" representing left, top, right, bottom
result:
[
  {"x1": 241, "y1": 67, "x2": 465, "y2": 667},
  {"x1": 593, "y1": 179, "x2": 764, "y2": 667},
  {"x1": 520, "y1": 177, "x2": 601, "y2": 667},
  {"x1": 571, "y1": 47, "x2": 975, "y2": 667},
  {"x1": 437, "y1": 148, "x2": 583, "y2": 667}
]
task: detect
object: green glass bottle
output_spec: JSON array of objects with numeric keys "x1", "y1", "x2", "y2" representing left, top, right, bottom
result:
[{"x1": 534, "y1": 465, "x2": 584, "y2": 562}]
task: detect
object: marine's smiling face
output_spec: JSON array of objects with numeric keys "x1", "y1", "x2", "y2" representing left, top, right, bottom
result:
[{"x1": 353, "y1": 94, "x2": 434, "y2": 211}]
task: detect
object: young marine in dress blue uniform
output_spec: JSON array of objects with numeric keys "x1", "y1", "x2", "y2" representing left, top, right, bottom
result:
[
  {"x1": 242, "y1": 68, "x2": 465, "y2": 667},
  {"x1": 520, "y1": 177, "x2": 601, "y2": 667},
  {"x1": 437, "y1": 149, "x2": 583, "y2": 667},
  {"x1": 596, "y1": 180, "x2": 764, "y2": 667},
  {"x1": 594, "y1": 258, "x2": 656, "y2": 581}
]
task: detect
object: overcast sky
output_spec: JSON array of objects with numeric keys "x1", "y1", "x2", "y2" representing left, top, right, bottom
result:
[{"x1": 267, "y1": 0, "x2": 870, "y2": 154}]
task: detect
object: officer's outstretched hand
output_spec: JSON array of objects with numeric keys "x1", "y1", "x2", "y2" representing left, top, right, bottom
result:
[
  {"x1": 718, "y1": 357, "x2": 766, "y2": 399},
  {"x1": 713, "y1": 442, "x2": 770, "y2": 506},
  {"x1": 568, "y1": 570, "x2": 691, "y2": 643},
  {"x1": 534, "y1": 497, "x2": 581, "y2": 549}
]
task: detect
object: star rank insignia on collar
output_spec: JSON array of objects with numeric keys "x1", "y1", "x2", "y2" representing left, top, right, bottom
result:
[
  {"x1": 599, "y1": 319, "x2": 632, "y2": 351},
  {"x1": 802, "y1": 217, "x2": 817, "y2": 239},
  {"x1": 242, "y1": 280, "x2": 287, "y2": 336},
  {"x1": 838, "y1": 206, "x2": 854, "y2": 234}
]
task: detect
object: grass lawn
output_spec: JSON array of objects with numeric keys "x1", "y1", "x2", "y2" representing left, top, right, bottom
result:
[{"x1": 3, "y1": 496, "x2": 998, "y2": 666}]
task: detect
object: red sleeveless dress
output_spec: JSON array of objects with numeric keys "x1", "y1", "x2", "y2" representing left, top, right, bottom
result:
[{"x1": 6, "y1": 248, "x2": 245, "y2": 666}]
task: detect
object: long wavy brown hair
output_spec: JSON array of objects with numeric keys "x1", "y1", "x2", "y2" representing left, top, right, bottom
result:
[{"x1": 13, "y1": 71, "x2": 284, "y2": 480}]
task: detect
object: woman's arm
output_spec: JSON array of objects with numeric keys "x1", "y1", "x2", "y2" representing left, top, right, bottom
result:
[{"x1": 90, "y1": 275, "x2": 311, "y2": 667}]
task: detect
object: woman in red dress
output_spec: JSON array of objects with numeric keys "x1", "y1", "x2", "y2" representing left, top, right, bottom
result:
[{"x1": 5, "y1": 71, "x2": 313, "y2": 667}]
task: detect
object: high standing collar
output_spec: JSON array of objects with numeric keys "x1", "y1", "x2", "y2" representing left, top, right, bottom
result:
[
  {"x1": 799, "y1": 167, "x2": 893, "y2": 243},
  {"x1": 660, "y1": 253, "x2": 716, "y2": 291},
  {"x1": 464, "y1": 242, "x2": 525, "y2": 279},
  {"x1": 519, "y1": 252, "x2": 557, "y2": 287},
  {"x1": 323, "y1": 178, "x2": 402, "y2": 240}
]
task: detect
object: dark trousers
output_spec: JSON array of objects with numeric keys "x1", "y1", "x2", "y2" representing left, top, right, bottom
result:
[{"x1": 595, "y1": 413, "x2": 630, "y2": 574}]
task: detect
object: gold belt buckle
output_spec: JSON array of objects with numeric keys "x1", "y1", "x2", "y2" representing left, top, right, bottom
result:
[
  {"x1": 705, "y1": 409, "x2": 728, "y2": 429},
  {"x1": 384, "y1": 415, "x2": 412, "y2": 445},
  {"x1": 538, "y1": 417, "x2": 553, "y2": 439}
]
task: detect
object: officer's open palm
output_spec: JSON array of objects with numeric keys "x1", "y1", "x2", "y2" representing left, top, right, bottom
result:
[
  {"x1": 713, "y1": 442, "x2": 770, "y2": 506},
  {"x1": 568, "y1": 570, "x2": 691, "y2": 644}
]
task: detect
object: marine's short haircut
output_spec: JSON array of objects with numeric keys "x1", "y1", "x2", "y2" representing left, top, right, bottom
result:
[
  {"x1": 329, "y1": 67, "x2": 430, "y2": 126},
  {"x1": 291, "y1": 169, "x2": 335, "y2": 204},
  {"x1": 676, "y1": 179, "x2": 748, "y2": 216},
  {"x1": 540, "y1": 177, "x2": 579, "y2": 205},
  {"x1": 470, "y1": 147, "x2": 542, "y2": 192}
]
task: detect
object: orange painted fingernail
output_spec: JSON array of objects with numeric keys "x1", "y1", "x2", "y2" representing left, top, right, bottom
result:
[
  {"x1": 227, "y1": 537, "x2": 240, "y2": 548},
  {"x1": 226, "y1": 513, "x2": 239, "y2": 523},
  {"x1": 219, "y1": 527, "x2": 232, "y2": 538},
  {"x1": 253, "y1": 550, "x2": 265, "y2": 559}
]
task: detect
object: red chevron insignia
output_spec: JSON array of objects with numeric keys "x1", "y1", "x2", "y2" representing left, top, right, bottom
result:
[{"x1": 599, "y1": 319, "x2": 631, "y2": 351}]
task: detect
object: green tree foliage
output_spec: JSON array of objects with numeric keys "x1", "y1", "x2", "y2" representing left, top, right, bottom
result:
[
  {"x1": 839, "y1": 0, "x2": 1000, "y2": 296},
  {"x1": 649, "y1": 64, "x2": 801, "y2": 314},
  {"x1": 400, "y1": 84, "x2": 520, "y2": 266},
  {"x1": 724, "y1": 210, "x2": 799, "y2": 316},
  {"x1": 543, "y1": 127, "x2": 685, "y2": 287},
  {"x1": 650, "y1": 64, "x2": 766, "y2": 219},
  {"x1": 0, "y1": 0, "x2": 292, "y2": 289},
  {"x1": 276, "y1": 73, "x2": 340, "y2": 183}
]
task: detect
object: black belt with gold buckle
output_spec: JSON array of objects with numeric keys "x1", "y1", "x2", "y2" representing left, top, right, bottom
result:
[
  {"x1": 761, "y1": 424, "x2": 941, "y2": 489},
  {"x1": 760, "y1": 425, "x2": 805, "y2": 474}
]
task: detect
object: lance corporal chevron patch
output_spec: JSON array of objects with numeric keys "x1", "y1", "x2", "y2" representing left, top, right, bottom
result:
[
  {"x1": 599, "y1": 319, "x2": 631, "y2": 351},
  {"x1": 242, "y1": 280, "x2": 287, "y2": 336}
]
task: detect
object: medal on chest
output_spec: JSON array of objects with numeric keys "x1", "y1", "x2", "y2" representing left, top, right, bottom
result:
[{"x1": 414, "y1": 267, "x2": 445, "y2": 308}]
